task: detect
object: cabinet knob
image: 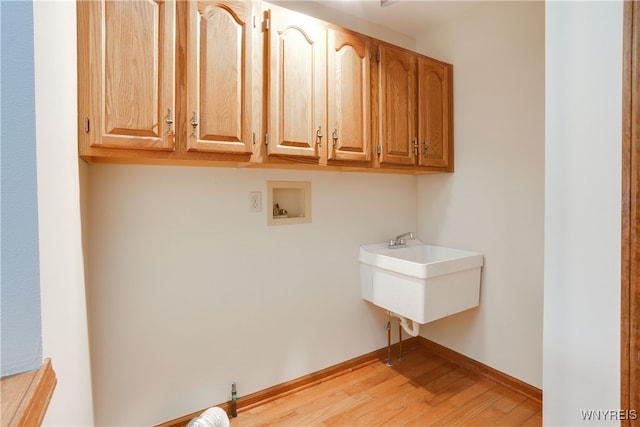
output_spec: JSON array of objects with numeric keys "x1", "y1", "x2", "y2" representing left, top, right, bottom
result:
[
  {"x1": 190, "y1": 112, "x2": 198, "y2": 138},
  {"x1": 165, "y1": 108, "x2": 173, "y2": 135},
  {"x1": 316, "y1": 126, "x2": 323, "y2": 147}
]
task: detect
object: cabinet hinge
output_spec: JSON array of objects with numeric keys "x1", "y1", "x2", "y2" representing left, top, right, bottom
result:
[
  {"x1": 264, "y1": 132, "x2": 270, "y2": 145},
  {"x1": 252, "y1": 132, "x2": 256, "y2": 145},
  {"x1": 84, "y1": 117, "x2": 90, "y2": 133},
  {"x1": 375, "y1": 51, "x2": 380, "y2": 63},
  {"x1": 253, "y1": 15, "x2": 257, "y2": 29},
  {"x1": 377, "y1": 144, "x2": 381, "y2": 155},
  {"x1": 413, "y1": 138, "x2": 418, "y2": 155},
  {"x1": 264, "y1": 17, "x2": 270, "y2": 31}
]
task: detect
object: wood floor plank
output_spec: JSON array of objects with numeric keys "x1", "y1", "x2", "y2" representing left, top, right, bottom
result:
[
  {"x1": 464, "y1": 386, "x2": 532, "y2": 426},
  {"x1": 324, "y1": 365, "x2": 420, "y2": 425},
  {"x1": 435, "y1": 387, "x2": 505, "y2": 426},
  {"x1": 239, "y1": 362, "x2": 382, "y2": 424},
  {"x1": 400, "y1": 399, "x2": 460, "y2": 426},
  {"x1": 387, "y1": 378, "x2": 498, "y2": 426},
  {"x1": 412, "y1": 360, "x2": 459, "y2": 389},
  {"x1": 497, "y1": 399, "x2": 543, "y2": 426},
  {"x1": 342, "y1": 363, "x2": 400, "y2": 397},
  {"x1": 465, "y1": 406, "x2": 507, "y2": 426},
  {"x1": 492, "y1": 388, "x2": 529, "y2": 414},
  {"x1": 420, "y1": 367, "x2": 481, "y2": 406},
  {"x1": 522, "y1": 410, "x2": 543, "y2": 426},
  {"x1": 323, "y1": 382, "x2": 417, "y2": 426},
  {"x1": 283, "y1": 391, "x2": 372, "y2": 426},
  {"x1": 229, "y1": 345, "x2": 541, "y2": 427},
  {"x1": 445, "y1": 377, "x2": 498, "y2": 408},
  {"x1": 374, "y1": 387, "x2": 435, "y2": 426}
]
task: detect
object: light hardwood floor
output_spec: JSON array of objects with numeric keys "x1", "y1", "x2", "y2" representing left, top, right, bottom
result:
[{"x1": 230, "y1": 346, "x2": 541, "y2": 426}]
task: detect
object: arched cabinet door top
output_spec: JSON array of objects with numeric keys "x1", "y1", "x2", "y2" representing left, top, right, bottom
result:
[
  {"x1": 327, "y1": 27, "x2": 372, "y2": 163},
  {"x1": 417, "y1": 56, "x2": 451, "y2": 169},
  {"x1": 266, "y1": 4, "x2": 326, "y2": 159},
  {"x1": 376, "y1": 43, "x2": 417, "y2": 166},
  {"x1": 186, "y1": 0, "x2": 253, "y2": 154},
  {"x1": 87, "y1": 0, "x2": 176, "y2": 151},
  {"x1": 198, "y1": 2, "x2": 246, "y2": 25},
  {"x1": 277, "y1": 25, "x2": 317, "y2": 45}
]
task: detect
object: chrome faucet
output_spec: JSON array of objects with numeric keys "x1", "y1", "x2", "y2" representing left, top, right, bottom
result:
[{"x1": 389, "y1": 232, "x2": 413, "y2": 248}]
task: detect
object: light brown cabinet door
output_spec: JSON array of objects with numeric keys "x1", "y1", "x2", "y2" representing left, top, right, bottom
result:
[
  {"x1": 327, "y1": 28, "x2": 371, "y2": 162},
  {"x1": 186, "y1": 1, "x2": 253, "y2": 154},
  {"x1": 266, "y1": 5, "x2": 326, "y2": 158},
  {"x1": 85, "y1": 0, "x2": 175, "y2": 150},
  {"x1": 417, "y1": 56, "x2": 451, "y2": 168},
  {"x1": 376, "y1": 43, "x2": 416, "y2": 166}
]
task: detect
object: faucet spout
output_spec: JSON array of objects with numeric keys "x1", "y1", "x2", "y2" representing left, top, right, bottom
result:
[{"x1": 389, "y1": 232, "x2": 413, "y2": 248}]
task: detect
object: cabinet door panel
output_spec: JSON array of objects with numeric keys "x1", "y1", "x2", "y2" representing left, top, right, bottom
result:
[
  {"x1": 327, "y1": 28, "x2": 371, "y2": 162},
  {"x1": 378, "y1": 44, "x2": 416, "y2": 165},
  {"x1": 267, "y1": 6, "x2": 325, "y2": 158},
  {"x1": 89, "y1": 0, "x2": 175, "y2": 150},
  {"x1": 418, "y1": 57, "x2": 450, "y2": 168},
  {"x1": 187, "y1": 1, "x2": 252, "y2": 153}
]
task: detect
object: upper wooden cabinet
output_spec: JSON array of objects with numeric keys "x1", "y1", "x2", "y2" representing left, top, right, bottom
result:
[
  {"x1": 77, "y1": 0, "x2": 453, "y2": 173},
  {"x1": 374, "y1": 42, "x2": 417, "y2": 167},
  {"x1": 372, "y1": 41, "x2": 453, "y2": 171},
  {"x1": 417, "y1": 56, "x2": 452, "y2": 169},
  {"x1": 186, "y1": 1, "x2": 253, "y2": 154},
  {"x1": 78, "y1": 0, "x2": 176, "y2": 152},
  {"x1": 327, "y1": 27, "x2": 372, "y2": 163},
  {"x1": 264, "y1": 4, "x2": 326, "y2": 159},
  {"x1": 263, "y1": 11, "x2": 373, "y2": 165}
]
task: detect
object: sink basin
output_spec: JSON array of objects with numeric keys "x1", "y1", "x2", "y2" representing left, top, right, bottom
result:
[{"x1": 359, "y1": 240, "x2": 483, "y2": 324}]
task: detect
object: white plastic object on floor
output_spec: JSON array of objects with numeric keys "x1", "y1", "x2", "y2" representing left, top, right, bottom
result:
[{"x1": 186, "y1": 407, "x2": 230, "y2": 427}]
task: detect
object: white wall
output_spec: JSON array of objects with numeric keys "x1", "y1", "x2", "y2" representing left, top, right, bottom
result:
[
  {"x1": 33, "y1": 1, "x2": 95, "y2": 425},
  {"x1": 86, "y1": 165, "x2": 416, "y2": 425},
  {"x1": 544, "y1": 2, "x2": 623, "y2": 425},
  {"x1": 414, "y1": 1, "x2": 545, "y2": 388}
]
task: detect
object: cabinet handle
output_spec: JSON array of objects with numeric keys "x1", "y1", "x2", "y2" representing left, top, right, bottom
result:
[
  {"x1": 332, "y1": 129, "x2": 338, "y2": 147},
  {"x1": 316, "y1": 126, "x2": 323, "y2": 147},
  {"x1": 190, "y1": 112, "x2": 198, "y2": 138},
  {"x1": 165, "y1": 108, "x2": 174, "y2": 135},
  {"x1": 423, "y1": 140, "x2": 428, "y2": 155}
]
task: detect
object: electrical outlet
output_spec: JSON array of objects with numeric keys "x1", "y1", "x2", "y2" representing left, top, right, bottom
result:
[{"x1": 249, "y1": 191, "x2": 262, "y2": 213}]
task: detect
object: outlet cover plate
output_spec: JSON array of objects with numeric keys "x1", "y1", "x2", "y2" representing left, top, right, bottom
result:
[{"x1": 249, "y1": 191, "x2": 262, "y2": 213}]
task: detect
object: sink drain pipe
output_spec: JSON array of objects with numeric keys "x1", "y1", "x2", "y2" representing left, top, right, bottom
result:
[
  {"x1": 391, "y1": 312, "x2": 419, "y2": 362},
  {"x1": 389, "y1": 312, "x2": 420, "y2": 337}
]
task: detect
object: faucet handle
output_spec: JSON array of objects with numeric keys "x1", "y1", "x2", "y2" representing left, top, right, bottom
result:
[{"x1": 388, "y1": 232, "x2": 414, "y2": 248}]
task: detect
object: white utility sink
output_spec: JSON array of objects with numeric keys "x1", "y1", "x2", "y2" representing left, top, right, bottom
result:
[{"x1": 359, "y1": 240, "x2": 483, "y2": 324}]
